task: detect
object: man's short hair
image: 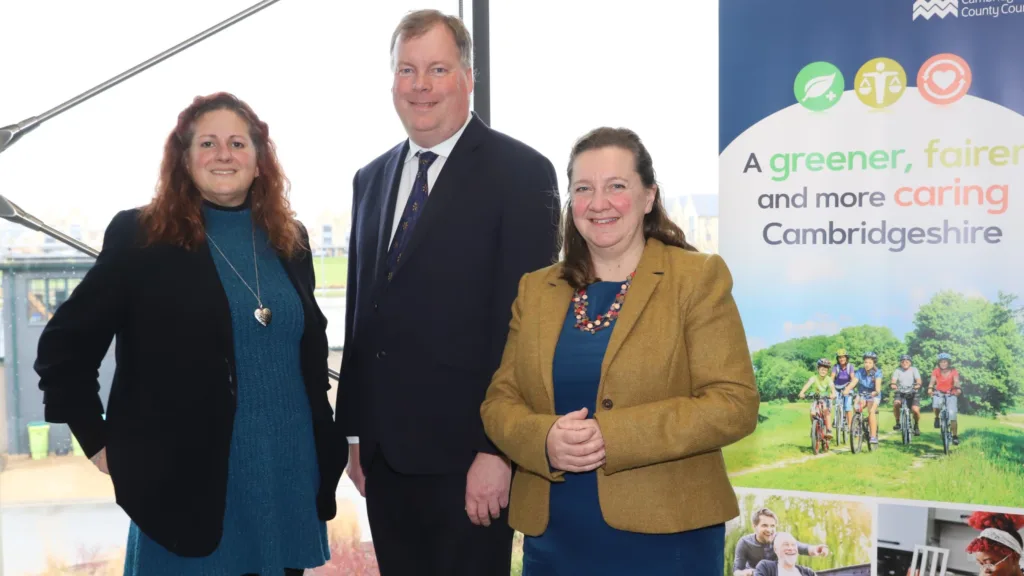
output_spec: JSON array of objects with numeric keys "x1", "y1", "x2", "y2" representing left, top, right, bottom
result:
[
  {"x1": 390, "y1": 9, "x2": 473, "y2": 71},
  {"x1": 752, "y1": 507, "x2": 778, "y2": 527}
]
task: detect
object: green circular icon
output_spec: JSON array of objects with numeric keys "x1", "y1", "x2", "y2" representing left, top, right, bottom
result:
[{"x1": 794, "y1": 62, "x2": 845, "y2": 111}]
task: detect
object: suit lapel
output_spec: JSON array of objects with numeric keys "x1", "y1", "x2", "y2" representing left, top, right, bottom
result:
[
  {"x1": 390, "y1": 115, "x2": 487, "y2": 276},
  {"x1": 196, "y1": 241, "x2": 235, "y2": 354},
  {"x1": 373, "y1": 141, "x2": 408, "y2": 284},
  {"x1": 538, "y1": 272, "x2": 573, "y2": 407},
  {"x1": 600, "y1": 240, "x2": 665, "y2": 377}
]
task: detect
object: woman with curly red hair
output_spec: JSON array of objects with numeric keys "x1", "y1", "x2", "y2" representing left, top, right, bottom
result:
[
  {"x1": 34, "y1": 92, "x2": 343, "y2": 575},
  {"x1": 966, "y1": 511, "x2": 1024, "y2": 575}
]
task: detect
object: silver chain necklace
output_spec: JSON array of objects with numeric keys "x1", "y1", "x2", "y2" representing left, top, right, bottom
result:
[{"x1": 206, "y1": 226, "x2": 272, "y2": 327}]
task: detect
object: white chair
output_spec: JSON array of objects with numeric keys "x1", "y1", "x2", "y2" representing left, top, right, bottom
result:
[{"x1": 910, "y1": 544, "x2": 949, "y2": 576}]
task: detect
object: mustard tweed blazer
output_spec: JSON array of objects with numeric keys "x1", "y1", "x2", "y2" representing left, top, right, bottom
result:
[{"x1": 480, "y1": 238, "x2": 760, "y2": 537}]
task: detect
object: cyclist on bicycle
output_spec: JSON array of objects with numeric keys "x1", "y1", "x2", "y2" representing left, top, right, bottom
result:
[
  {"x1": 798, "y1": 358, "x2": 836, "y2": 439},
  {"x1": 891, "y1": 354, "x2": 922, "y2": 436},
  {"x1": 928, "y1": 352, "x2": 962, "y2": 445},
  {"x1": 843, "y1": 351, "x2": 882, "y2": 444},
  {"x1": 831, "y1": 349, "x2": 856, "y2": 417}
]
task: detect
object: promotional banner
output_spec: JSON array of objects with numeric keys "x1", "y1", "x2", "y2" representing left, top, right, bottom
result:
[{"x1": 720, "y1": 2, "x2": 1024, "y2": 573}]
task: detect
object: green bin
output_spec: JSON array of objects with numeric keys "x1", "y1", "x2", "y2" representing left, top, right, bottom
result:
[{"x1": 28, "y1": 421, "x2": 51, "y2": 460}]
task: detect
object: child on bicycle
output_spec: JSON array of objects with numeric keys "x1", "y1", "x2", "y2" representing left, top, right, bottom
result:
[
  {"x1": 798, "y1": 358, "x2": 836, "y2": 439},
  {"x1": 831, "y1": 349, "x2": 856, "y2": 417},
  {"x1": 891, "y1": 354, "x2": 922, "y2": 436},
  {"x1": 928, "y1": 352, "x2": 962, "y2": 445},
  {"x1": 843, "y1": 352, "x2": 882, "y2": 444}
]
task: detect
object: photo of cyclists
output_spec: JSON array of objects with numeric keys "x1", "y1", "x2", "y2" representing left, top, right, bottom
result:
[
  {"x1": 722, "y1": 291, "x2": 1024, "y2": 509},
  {"x1": 725, "y1": 492, "x2": 872, "y2": 576},
  {"x1": 877, "y1": 503, "x2": 1024, "y2": 576}
]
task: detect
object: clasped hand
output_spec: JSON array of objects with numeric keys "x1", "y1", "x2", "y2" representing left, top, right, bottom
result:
[{"x1": 546, "y1": 407, "x2": 606, "y2": 473}]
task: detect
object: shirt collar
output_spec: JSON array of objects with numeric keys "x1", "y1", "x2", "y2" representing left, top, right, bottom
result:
[{"x1": 405, "y1": 112, "x2": 473, "y2": 163}]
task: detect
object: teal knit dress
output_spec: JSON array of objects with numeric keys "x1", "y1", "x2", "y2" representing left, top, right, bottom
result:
[{"x1": 123, "y1": 200, "x2": 330, "y2": 575}]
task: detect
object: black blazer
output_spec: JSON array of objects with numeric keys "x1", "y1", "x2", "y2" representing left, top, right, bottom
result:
[
  {"x1": 33, "y1": 208, "x2": 343, "y2": 557},
  {"x1": 336, "y1": 114, "x2": 561, "y2": 475}
]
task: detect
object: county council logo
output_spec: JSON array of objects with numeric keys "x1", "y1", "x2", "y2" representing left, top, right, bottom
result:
[{"x1": 912, "y1": 0, "x2": 958, "y2": 20}]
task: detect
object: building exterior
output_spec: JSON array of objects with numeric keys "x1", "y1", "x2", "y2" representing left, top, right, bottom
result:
[
  {"x1": 664, "y1": 194, "x2": 720, "y2": 254},
  {"x1": 307, "y1": 210, "x2": 351, "y2": 257},
  {"x1": 1, "y1": 257, "x2": 113, "y2": 456}
]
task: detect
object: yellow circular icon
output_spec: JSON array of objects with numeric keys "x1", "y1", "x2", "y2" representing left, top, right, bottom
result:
[{"x1": 854, "y1": 58, "x2": 907, "y2": 109}]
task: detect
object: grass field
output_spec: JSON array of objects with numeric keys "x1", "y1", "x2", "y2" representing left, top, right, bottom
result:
[
  {"x1": 724, "y1": 401, "x2": 1024, "y2": 508},
  {"x1": 312, "y1": 255, "x2": 348, "y2": 289}
]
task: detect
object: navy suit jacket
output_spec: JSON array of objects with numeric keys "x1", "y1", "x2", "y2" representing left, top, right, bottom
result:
[{"x1": 336, "y1": 113, "x2": 561, "y2": 475}]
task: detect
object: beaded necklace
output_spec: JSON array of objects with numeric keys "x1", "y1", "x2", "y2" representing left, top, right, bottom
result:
[{"x1": 572, "y1": 271, "x2": 636, "y2": 334}]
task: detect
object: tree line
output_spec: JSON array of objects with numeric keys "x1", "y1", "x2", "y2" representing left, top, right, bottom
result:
[{"x1": 752, "y1": 290, "x2": 1024, "y2": 415}]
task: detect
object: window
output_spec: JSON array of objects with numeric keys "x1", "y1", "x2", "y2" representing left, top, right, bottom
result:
[
  {"x1": 26, "y1": 279, "x2": 48, "y2": 325},
  {"x1": 323, "y1": 224, "x2": 334, "y2": 250},
  {"x1": 25, "y1": 278, "x2": 81, "y2": 324},
  {"x1": 0, "y1": 1, "x2": 458, "y2": 574}
]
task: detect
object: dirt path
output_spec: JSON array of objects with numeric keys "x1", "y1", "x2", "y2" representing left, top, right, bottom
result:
[
  {"x1": 728, "y1": 429, "x2": 910, "y2": 478},
  {"x1": 729, "y1": 449, "x2": 839, "y2": 477}
]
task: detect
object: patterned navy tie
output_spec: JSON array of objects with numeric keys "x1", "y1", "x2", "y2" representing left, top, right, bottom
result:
[{"x1": 387, "y1": 150, "x2": 438, "y2": 280}]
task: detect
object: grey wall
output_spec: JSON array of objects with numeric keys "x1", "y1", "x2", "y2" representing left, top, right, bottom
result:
[{"x1": 3, "y1": 266, "x2": 115, "y2": 455}]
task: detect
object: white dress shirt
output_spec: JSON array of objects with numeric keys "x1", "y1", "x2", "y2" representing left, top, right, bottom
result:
[
  {"x1": 388, "y1": 112, "x2": 473, "y2": 245},
  {"x1": 347, "y1": 112, "x2": 472, "y2": 446}
]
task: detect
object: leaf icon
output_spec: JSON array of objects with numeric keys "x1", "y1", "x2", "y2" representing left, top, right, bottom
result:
[{"x1": 802, "y1": 73, "x2": 836, "y2": 101}]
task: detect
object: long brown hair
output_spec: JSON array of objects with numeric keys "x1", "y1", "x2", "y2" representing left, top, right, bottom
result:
[
  {"x1": 560, "y1": 127, "x2": 696, "y2": 289},
  {"x1": 139, "y1": 92, "x2": 302, "y2": 256}
]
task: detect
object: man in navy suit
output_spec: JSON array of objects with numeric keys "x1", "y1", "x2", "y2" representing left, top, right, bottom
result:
[{"x1": 334, "y1": 9, "x2": 561, "y2": 575}]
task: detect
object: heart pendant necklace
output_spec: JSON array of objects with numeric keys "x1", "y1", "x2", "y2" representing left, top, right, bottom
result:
[{"x1": 206, "y1": 226, "x2": 271, "y2": 327}]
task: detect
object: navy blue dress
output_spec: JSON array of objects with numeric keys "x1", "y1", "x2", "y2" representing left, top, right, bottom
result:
[
  {"x1": 123, "y1": 201, "x2": 329, "y2": 575},
  {"x1": 522, "y1": 281, "x2": 725, "y2": 576}
]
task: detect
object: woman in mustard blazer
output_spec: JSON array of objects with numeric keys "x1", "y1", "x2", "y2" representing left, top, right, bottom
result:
[{"x1": 480, "y1": 127, "x2": 760, "y2": 575}]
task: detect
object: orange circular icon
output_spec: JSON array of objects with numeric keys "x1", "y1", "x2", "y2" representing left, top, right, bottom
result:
[{"x1": 917, "y1": 53, "x2": 972, "y2": 105}]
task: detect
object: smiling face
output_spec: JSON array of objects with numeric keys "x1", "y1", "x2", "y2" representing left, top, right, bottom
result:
[
  {"x1": 392, "y1": 23, "x2": 473, "y2": 148},
  {"x1": 901, "y1": 359, "x2": 912, "y2": 370},
  {"x1": 186, "y1": 109, "x2": 258, "y2": 207},
  {"x1": 974, "y1": 550, "x2": 1016, "y2": 575},
  {"x1": 774, "y1": 532, "x2": 800, "y2": 568},
  {"x1": 818, "y1": 366, "x2": 830, "y2": 377},
  {"x1": 863, "y1": 358, "x2": 876, "y2": 370},
  {"x1": 754, "y1": 513, "x2": 777, "y2": 544},
  {"x1": 569, "y1": 146, "x2": 655, "y2": 259},
  {"x1": 939, "y1": 359, "x2": 951, "y2": 370}
]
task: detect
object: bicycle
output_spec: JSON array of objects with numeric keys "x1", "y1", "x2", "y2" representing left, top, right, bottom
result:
[
  {"x1": 895, "y1": 391, "x2": 915, "y2": 445},
  {"x1": 833, "y1": 389, "x2": 848, "y2": 445},
  {"x1": 934, "y1": 391, "x2": 956, "y2": 455},
  {"x1": 848, "y1": 392, "x2": 876, "y2": 454},
  {"x1": 807, "y1": 393, "x2": 832, "y2": 455}
]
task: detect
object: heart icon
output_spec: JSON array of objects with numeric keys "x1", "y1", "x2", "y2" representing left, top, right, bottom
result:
[
  {"x1": 917, "y1": 54, "x2": 971, "y2": 105},
  {"x1": 931, "y1": 70, "x2": 957, "y2": 91},
  {"x1": 254, "y1": 307, "x2": 272, "y2": 327}
]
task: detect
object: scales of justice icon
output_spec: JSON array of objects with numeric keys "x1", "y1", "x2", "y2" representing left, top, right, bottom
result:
[{"x1": 858, "y1": 61, "x2": 904, "y2": 106}]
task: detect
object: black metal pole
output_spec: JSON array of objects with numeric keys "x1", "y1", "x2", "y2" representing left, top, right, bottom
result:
[{"x1": 471, "y1": 0, "x2": 490, "y2": 126}]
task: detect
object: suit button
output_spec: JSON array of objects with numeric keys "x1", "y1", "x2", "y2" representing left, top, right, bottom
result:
[
  {"x1": 376, "y1": 350, "x2": 386, "y2": 359},
  {"x1": 373, "y1": 301, "x2": 379, "y2": 311},
  {"x1": 601, "y1": 398, "x2": 613, "y2": 409}
]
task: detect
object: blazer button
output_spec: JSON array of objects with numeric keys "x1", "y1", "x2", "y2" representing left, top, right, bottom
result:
[
  {"x1": 601, "y1": 398, "x2": 614, "y2": 409},
  {"x1": 373, "y1": 301, "x2": 379, "y2": 311},
  {"x1": 376, "y1": 350, "x2": 386, "y2": 359}
]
